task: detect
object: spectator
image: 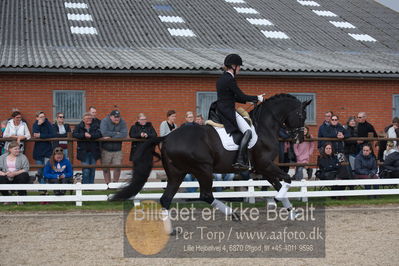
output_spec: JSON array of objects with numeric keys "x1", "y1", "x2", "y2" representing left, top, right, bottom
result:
[
  {"x1": 386, "y1": 117, "x2": 398, "y2": 149},
  {"x1": 52, "y1": 112, "x2": 71, "y2": 158},
  {"x1": 160, "y1": 110, "x2": 177, "y2": 137},
  {"x1": 316, "y1": 143, "x2": 341, "y2": 180},
  {"x1": 32, "y1": 111, "x2": 56, "y2": 185},
  {"x1": 3, "y1": 111, "x2": 31, "y2": 153},
  {"x1": 213, "y1": 173, "x2": 235, "y2": 192},
  {"x1": 318, "y1": 111, "x2": 333, "y2": 151},
  {"x1": 356, "y1": 112, "x2": 377, "y2": 154},
  {"x1": 100, "y1": 110, "x2": 128, "y2": 184},
  {"x1": 73, "y1": 112, "x2": 102, "y2": 184},
  {"x1": 0, "y1": 120, "x2": 7, "y2": 155},
  {"x1": 293, "y1": 126, "x2": 315, "y2": 180},
  {"x1": 378, "y1": 117, "x2": 398, "y2": 161},
  {"x1": 354, "y1": 143, "x2": 379, "y2": 193},
  {"x1": 195, "y1": 114, "x2": 205, "y2": 125},
  {"x1": 129, "y1": 113, "x2": 157, "y2": 161},
  {"x1": 325, "y1": 115, "x2": 350, "y2": 154},
  {"x1": 383, "y1": 142, "x2": 396, "y2": 161},
  {"x1": 316, "y1": 142, "x2": 348, "y2": 197},
  {"x1": 181, "y1": 111, "x2": 199, "y2": 192},
  {"x1": 180, "y1": 111, "x2": 197, "y2": 127},
  {"x1": 43, "y1": 147, "x2": 73, "y2": 196},
  {"x1": 382, "y1": 149, "x2": 399, "y2": 178},
  {"x1": 0, "y1": 141, "x2": 30, "y2": 205},
  {"x1": 89, "y1": 106, "x2": 101, "y2": 127},
  {"x1": 343, "y1": 116, "x2": 358, "y2": 171}
]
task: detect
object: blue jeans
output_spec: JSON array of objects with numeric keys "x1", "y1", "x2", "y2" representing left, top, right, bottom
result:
[
  {"x1": 35, "y1": 158, "x2": 49, "y2": 184},
  {"x1": 214, "y1": 173, "x2": 235, "y2": 192},
  {"x1": 184, "y1": 174, "x2": 197, "y2": 193},
  {"x1": 81, "y1": 152, "x2": 97, "y2": 184}
]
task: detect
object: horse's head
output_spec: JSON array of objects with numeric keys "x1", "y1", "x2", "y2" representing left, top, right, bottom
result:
[{"x1": 285, "y1": 99, "x2": 312, "y2": 143}]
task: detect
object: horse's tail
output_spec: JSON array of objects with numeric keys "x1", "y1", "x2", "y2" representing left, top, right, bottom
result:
[{"x1": 110, "y1": 137, "x2": 164, "y2": 201}]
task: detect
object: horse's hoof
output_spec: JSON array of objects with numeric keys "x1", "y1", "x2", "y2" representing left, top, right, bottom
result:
[
  {"x1": 289, "y1": 208, "x2": 300, "y2": 221},
  {"x1": 169, "y1": 228, "x2": 177, "y2": 236},
  {"x1": 231, "y1": 212, "x2": 241, "y2": 222}
]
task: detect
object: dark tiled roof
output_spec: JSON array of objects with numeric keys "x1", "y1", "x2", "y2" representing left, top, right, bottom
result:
[{"x1": 0, "y1": 0, "x2": 398, "y2": 75}]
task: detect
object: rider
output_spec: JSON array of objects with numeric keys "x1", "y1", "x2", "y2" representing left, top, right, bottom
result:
[{"x1": 216, "y1": 54, "x2": 265, "y2": 170}]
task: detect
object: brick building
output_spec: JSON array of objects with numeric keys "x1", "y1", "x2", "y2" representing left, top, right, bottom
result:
[{"x1": 0, "y1": 0, "x2": 398, "y2": 164}]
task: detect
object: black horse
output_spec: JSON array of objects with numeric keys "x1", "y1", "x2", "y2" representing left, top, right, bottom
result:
[{"x1": 112, "y1": 94, "x2": 311, "y2": 229}]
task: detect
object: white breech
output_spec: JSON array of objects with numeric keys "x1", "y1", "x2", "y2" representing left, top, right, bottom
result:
[{"x1": 235, "y1": 112, "x2": 251, "y2": 133}]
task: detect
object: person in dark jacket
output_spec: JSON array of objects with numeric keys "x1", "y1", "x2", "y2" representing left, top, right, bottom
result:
[
  {"x1": 100, "y1": 110, "x2": 128, "y2": 184},
  {"x1": 318, "y1": 111, "x2": 333, "y2": 150},
  {"x1": 354, "y1": 143, "x2": 378, "y2": 191},
  {"x1": 216, "y1": 54, "x2": 264, "y2": 170},
  {"x1": 129, "y1": 113, "x2": 157, "y2": 161},
  {"x1": 89, "y1": 106, "x2": 102, "y2": 128},
  {"x1": 317, "y1": 142, "x2": 348, "y2": 197},
  {"x1": 356, "y1": 112, "x2": 377, "y2": 154},
  {"x1": 323, "y1": 115, "x2": 349, "y2": 154},
  {"x1": 343, "y1": 116, "x2": 358, "y2": 170},
  {"x1": 32, "y1": 111, "x2": 56, "y2": 184},
  {"x1": 382, "y1": 150, "x2": 399, "y2": 177},
  {"x1": 73, "y1": 112, "x2": 102, "y2": 184},
  {"x1": 52, "y1": 112, "x2": 71, "y2": 158}
]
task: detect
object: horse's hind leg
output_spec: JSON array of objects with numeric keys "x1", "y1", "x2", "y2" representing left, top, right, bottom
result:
[
  {"x1": 192, "y1": 166, "x2": 238, "y2": 220},
  {"x1": 159, "y1": 164, "x2": 186, "y2": 234}
]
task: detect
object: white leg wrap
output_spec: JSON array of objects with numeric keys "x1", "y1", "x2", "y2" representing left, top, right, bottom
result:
[
  {"x1": 211, "y1": 199, "x2": 233, "y2": 216},
  {"x1": 161, "y1": 208, "x2": 173, "y2": 235},
  {"x1": 280, "y1": 197, "x2": 293, "y2": 209},
  {"x1": 275, "y1": 181, "x2": 291, "y2": 200}
]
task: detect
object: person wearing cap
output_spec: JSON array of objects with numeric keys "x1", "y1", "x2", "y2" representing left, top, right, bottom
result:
[
  {"x1": 216, "y1": 54, "x2": 265, "y2": 170},
  {"x1": 100, "y1": 110, "x2": 128, "y2": 184}
]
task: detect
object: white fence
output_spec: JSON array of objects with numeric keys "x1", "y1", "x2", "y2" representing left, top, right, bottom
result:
[{"x1": 1, "y1": 179, "x2": 399, "y2": 206}]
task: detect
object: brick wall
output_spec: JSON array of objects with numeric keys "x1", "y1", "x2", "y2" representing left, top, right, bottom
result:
[{"x1": 1, "y1": 74, "x2": 398, "y2": 165}]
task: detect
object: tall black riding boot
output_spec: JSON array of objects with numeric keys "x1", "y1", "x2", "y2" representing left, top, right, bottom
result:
[{"x1": 233, "y1": 130, "x2": 252, "y2": 170}]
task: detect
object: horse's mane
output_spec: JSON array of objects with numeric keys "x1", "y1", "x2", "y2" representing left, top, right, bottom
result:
[
  {"x1": 250, "y1": 93, "x2": 300, "y2": 127},
  {"x1": 263, "y1": 93, "x2": 298, "y2": 104}
]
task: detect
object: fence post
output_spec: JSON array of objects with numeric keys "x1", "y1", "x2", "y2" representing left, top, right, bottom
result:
[
  {"x1": 247, "y1": 179, "x2": 255, "y2": 204},
  {"x1": 67, "y1": 132, "x2": 74, "y2": 164},
  {"x1": 76, "y1": 181, "x2": 82, "y2": 206},
  {"x1": 301, "y1": 179, "x2": 308, "y2": 202}
]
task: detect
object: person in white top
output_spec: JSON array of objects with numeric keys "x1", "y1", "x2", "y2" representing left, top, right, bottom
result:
[
  {"x1": 387, "y1": 117, "x2": 398, "y2": 148},
  {"x1": 0, "y1": 141, "x2": 30, "y2": 204},
  {"x1": 3, "y1": 111, "x2": 31, "y2": 152}
]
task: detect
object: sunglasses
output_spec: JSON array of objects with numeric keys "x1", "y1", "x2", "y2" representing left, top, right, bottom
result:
[
  {"x1": 58, "y1": 116, "x2": 64, "y2": 118},
  {"x1": 331, "y1": 119, "x2": 338, "y2": 121},
  {"x1": 54, "y1": 148, "x2": 64, "y2": 153},
  {"x1": 357, "y1": 116, "x2": 364, "y2": 119}
]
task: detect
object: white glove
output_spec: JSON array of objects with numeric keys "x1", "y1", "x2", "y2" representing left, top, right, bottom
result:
[{"x1": 257, "y1": 93, "x2": 265, "y2": 102}]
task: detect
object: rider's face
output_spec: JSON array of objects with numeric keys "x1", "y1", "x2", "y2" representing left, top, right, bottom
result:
[{"x1": 234, "y1": 65, "x2": 241, "y2": 74}]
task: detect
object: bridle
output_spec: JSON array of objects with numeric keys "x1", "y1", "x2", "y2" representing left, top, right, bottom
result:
[{"x1": 251, "y1": 101, "x2": 305, "y2": 141}]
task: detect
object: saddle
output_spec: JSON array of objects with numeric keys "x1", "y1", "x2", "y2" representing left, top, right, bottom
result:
[{"x1": 206, "y1": 101, "x2": 254, "y2": 145}]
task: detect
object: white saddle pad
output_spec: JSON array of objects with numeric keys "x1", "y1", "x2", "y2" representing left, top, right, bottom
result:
[{"x1": 214, "y1": 125, "x2": 258, "y2": 151}]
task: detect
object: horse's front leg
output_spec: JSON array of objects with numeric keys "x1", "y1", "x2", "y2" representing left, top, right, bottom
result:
[{"x1": 256, "y1": 161, "x2": 299, "y2": 220}]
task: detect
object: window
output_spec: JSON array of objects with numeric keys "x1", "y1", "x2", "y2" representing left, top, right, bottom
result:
[
  {"x1": 394, "y1": 95, "x2": 399, "y2": 118},
  {"x1": 53, "y1": 90, "x2": 85, "y2": 123},
  {"x1": 289, "y1": 93, "x2": 316, "y2": 125},
  {"x1": 196, "y1": 92, "x2": 217, "y2": 120}
]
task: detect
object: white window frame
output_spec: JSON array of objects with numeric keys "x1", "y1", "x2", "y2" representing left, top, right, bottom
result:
[
  {"x1": 289, "y1": 92, "x2": 316, "y2": 125},
  {"x1": 53, "y1": 90, "x2": 86, "y2": 123},
  {"x1": 196, "y1": 91, "x2": 217, "y2": 120},
  {"x1": 393, "y1": 94, "x2": 399, "y2": 118}
]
